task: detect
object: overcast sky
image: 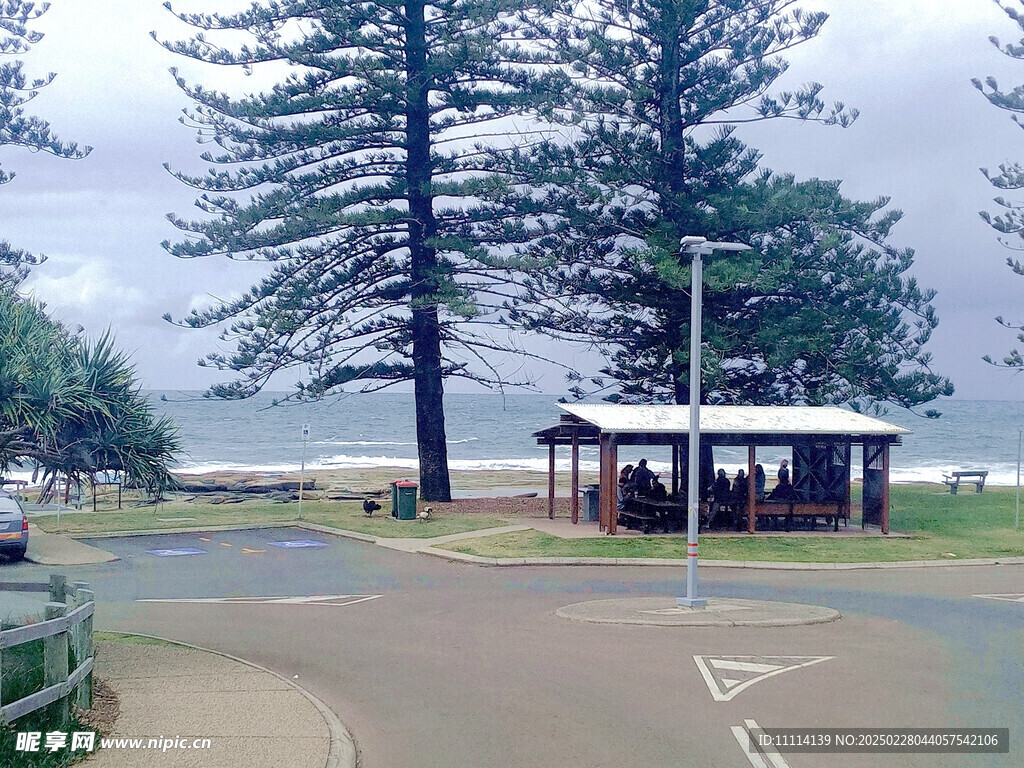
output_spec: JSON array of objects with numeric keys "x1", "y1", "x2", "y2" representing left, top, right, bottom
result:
[{"x1": 2, "y1": 0, "x2": 1023, "y2": 400}]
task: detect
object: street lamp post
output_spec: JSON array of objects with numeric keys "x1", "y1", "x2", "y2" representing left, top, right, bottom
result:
[{"x1": 677, "y1": 236, "x2": 751, "y2": 608}]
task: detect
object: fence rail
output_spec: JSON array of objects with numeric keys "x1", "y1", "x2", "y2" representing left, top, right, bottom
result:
[{"x1": 0, "y1": 574, "x2": 95, "y2": 724}]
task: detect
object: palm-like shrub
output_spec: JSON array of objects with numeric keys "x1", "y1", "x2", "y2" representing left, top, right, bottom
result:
[{"x1": 0, "y1": 288, "x2": 180, "y2": 498}]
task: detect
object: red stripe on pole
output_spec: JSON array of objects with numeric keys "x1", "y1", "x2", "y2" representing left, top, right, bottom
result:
[{"x1": 687, "y1": 552, "x2": 699, "y2": 557}]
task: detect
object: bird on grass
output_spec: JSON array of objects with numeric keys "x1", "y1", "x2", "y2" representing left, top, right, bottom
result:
[
  {"x1": 418, "y1": 507, "x2": 432, "y2": 521},
  {"x1": 363, "y1": 499, "x2": 381, "y2": 516}
]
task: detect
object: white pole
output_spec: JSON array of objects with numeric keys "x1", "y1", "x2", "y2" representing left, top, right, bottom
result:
[
  {"x1": 679, "y1": 248, "x2": 706, "y2": 608},
  {"x1": 1016, "y1": 430, "x2": 1021, "y2": 530},
  {"x1": 299, "y1": 436, "x2": 307, "y2": 521}
]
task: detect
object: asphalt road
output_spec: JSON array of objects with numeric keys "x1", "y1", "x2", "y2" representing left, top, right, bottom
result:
[{"x1": 3, "y1": 527, "x2": 1022, "y2": 768}]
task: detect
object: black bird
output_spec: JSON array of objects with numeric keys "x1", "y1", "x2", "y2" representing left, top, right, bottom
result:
[{"x1": 363, "y1": 499, "x2": 381, "y2": 516}]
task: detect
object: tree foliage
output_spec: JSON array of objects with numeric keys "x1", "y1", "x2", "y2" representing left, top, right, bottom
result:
[
  {"x1": 0, "y1": 286, "x2": 180, "y2": 497},
  {"x1": 502, "y1": 0, "x2": 951, "y2": 412},
  {"x1": 976, "y1": 0, "x2": 1024, "y2": 368},
  {"x1": 0, "y1": 1, "x2": 90, "y2": 283},
  {"x1": 159, "y1": 0, "x2": 566, "y2": 500}
]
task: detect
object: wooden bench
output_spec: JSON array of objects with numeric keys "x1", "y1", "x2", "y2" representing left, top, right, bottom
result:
[
  {"x1": 942, "y1": 470, "x2": 988, "y2": 495},
  {"x1": 754, "y1": 501, "x2": 849, "y2": 532}
]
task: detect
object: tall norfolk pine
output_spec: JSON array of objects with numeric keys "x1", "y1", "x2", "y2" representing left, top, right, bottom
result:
[
  {"x1": 977, "y1": 0, "x2": 1024, "y2": 370},
  {"x1": 1, "y1": 1, "x2": 89, "y2": 282},
  {"x1": 502, "y1": 0, "x2": 951, "y2": 413},
  {"x1": 160, "y1": 0, "x2": 567, "y2": 501}
]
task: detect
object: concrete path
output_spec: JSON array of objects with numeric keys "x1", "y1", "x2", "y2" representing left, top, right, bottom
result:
[
  {"x1": 26, "y1": 523, "x2": 118, "y2": 566},
  {"x1": 86, "y1": 637, "x2": 351, "y2": 768},
  {"x1": 372, "y1": 523, "x2": 531, "y2": 553}
]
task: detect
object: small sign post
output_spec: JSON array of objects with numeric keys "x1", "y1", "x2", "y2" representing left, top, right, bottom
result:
[{"x1": 299, "y1": 424, "x2": 310, "y2": 521}]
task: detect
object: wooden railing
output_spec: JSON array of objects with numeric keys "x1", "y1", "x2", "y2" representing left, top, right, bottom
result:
[{"x1": 0, "y1": 574, "x2": 95, "y2": 724}]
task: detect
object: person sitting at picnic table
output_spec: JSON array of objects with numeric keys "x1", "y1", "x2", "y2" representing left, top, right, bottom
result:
[
  {"x1": 767, "y1": 477, "x2": 797, "y2": 502},
  {"x1": 648, "y1": 476, "x2": 668, "y2": 501},
  {"x1": 731, "y1": 469, "x2": 748, "y2": 500},
  {"x1": 617, "y1": 464, "x2": 635, "y2": 511},
  {"x1": 778, "y1": 459, "x2": 790, "y2": 485},
  {"x1": 754, "y1": 464, "x2": 766, "y2": 501},
  {"x1": 630, "y1": 459, "x2": 656, "y2": 496},
  {"x1": 713, "y1": 468, "x2": 731, "y2": 501}
]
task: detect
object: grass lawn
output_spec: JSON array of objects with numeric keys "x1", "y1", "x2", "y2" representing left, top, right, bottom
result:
[
  {"x1": 33, "y1": 499, "x2": 510, "y2": 539},
  {"x1": 439, "y1": 484, "x2": 1024, "y2": 562}
]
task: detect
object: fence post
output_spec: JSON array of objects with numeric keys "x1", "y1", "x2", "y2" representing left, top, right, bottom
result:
[
  {"x1": 75, "y1": 588, "x2": 94, "y2": 708},
  {"x1": 49, "y1": 574, "x2": 67, "y2": 604},
  {"x1": 44, "y1": 602, "x2": 70, "y2": 728}
]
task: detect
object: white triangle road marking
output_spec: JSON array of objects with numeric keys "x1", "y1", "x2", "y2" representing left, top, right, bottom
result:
[
  {"x1": 974, "y1": 593, "x2": 1024, "y2": 604},
  {"x1": 711, "y1": 660, "x2": 784, "y2": 674},
  {"x1": 695, "y1": 655, "x2": 833, "y2": 702},
  {"x1": 137, "y1": 594, "x2": 382, "y2": 606}
]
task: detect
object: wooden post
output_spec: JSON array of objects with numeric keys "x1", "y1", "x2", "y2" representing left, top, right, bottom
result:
[
  {"x1": 49, "y1": 573, "x2": 67, "y2": 604},
  {"x1": 570, "y1": 432, "x2": 579, "y2": 524},
  {"x1": 77, "y1": 589, "x2": 95, "y2": 708},
  {"x1": 547, "y1": 442, "x2": 556, "y2": 519},
  {"x1": 606, "y1": 437, "x2": 618, "y2": 534},
  {"x1": 747, "y1": 445, "x2": 756, "y2": 534},
  {"x1": 882, "y1": 441, "x2": 890, "y2": 535},
  {"x1": 44, "y1": 602, "x2": 70, "y2": 728},
  {"x1": 598, "y1": 436, "x2": 606, "y2": 532}
]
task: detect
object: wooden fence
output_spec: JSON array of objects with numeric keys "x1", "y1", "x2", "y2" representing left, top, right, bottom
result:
[{"x1": 0, "y1": 575, "x2": 95, "y2": 724}]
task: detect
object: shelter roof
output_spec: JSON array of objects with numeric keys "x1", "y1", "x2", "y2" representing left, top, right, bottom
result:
[{"x1": 556, "y1": 404, "x2": 910, "y2": 437}]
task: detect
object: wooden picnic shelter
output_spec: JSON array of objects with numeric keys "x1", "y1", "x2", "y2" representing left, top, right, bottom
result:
[{"x1": 533, "y1": 404, "x2": 909, "y2": 535}]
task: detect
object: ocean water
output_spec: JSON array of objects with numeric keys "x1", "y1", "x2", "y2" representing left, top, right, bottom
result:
[{"x1": 139, "y1": 392, "x2": 1024, "y2": 485}]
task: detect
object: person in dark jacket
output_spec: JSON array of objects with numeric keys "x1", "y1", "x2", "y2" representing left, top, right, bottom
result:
[
  {"x1": 778, "y1": 459, "x2": 790, "y2": 485},
  {"x1": 754, "y1": 464, "x2": 766, "y2": 501},
  {"x1": 712, "y1": 468, "x2": 731, "y2": 500},
  {"x1": 630, "y1": 459, "x2": 656, "y2": 495}
]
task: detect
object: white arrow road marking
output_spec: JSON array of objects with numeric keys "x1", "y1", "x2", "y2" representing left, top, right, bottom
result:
[
  {"x1": 695, "y1": 655, "x2": 833, "y2": 702},
  {"x1": 137, "y1": 594, "x2": 382, "y2": 606},
  {"x1": 732, "y1": 719, "x2": 791, "y2": 768},
  {"x1": 974, "y1": 593, "x2": 1024, "y2": 604}
]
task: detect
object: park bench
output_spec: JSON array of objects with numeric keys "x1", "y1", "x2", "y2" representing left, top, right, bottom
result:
[
  {"x1": 753, "y1": 500, "x2": 849, "y2": 532},
  {"x1": 942, "y1": 470, "x2": 988, "y2": 495}
]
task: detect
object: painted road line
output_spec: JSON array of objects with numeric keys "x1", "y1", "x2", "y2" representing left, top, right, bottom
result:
[
  {"x1": 136, "y1": 594, "x2": 382, "y2": 606},
  {"x1": 268, "y1": 539, "x2": 327, "y2": 549},
  {"x1": 219, "y1": 542, "x2": 233, "y2": 548},
  {"x1": 974, "y1": 593, "x2": 1024, "y2": 604},
  {"x1": 198, "y1": 537, "x2": 211, "y2": 542},
  {"x1": 731, "y1": 719, "x2": 791, "y2": 768},
  {"x1": 695, "y1": 655, "x2": 833, "y2": 702},
  {"x1": 146, "y1": 548, "x2": 207, "y2": 557},
  {"x1": 241, "y1": 547, "x2": 266, "y2": 555}
]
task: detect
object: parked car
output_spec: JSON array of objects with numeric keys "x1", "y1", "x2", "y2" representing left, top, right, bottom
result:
[{"x1": 0, "y1": 490, "x2": 29, "y2": 561}]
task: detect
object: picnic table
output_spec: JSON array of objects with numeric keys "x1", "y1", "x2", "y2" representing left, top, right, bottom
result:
[
  {"x1": 619, "y1": 497, "x2": 690, "y2": 534},
  {"x1": 942, "y1": 470, "x2": 988, "y2": 495}
]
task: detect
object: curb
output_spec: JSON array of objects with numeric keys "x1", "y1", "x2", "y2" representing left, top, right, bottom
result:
[
  {"x1": 417, "y1": 545, "x2": 1024, "y2": 571},
  {"x1": 44, "y1": 521, "x2": 1024, "y2": 571},
  {"x1": 100, "y1": 631, "x2": 357, "y2": 768}
]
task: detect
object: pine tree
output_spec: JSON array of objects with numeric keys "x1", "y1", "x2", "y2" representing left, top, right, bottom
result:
[
  {"x1": 976, "y1": 0, "x2": 1024, "y2": 368},
  {"x1": 503, "y1": 0, "x2": 951, "y2": 414},
  {"x1": 0, "y1": 1, "x2": 89, "y2": 283},
  {"x1": 159, "y1": 0, "x2": 565, "y2": 501}
]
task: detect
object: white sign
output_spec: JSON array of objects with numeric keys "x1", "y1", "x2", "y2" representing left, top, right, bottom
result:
[{"x1": 302, "y1": 423, "x2": 310, "y2": 440}]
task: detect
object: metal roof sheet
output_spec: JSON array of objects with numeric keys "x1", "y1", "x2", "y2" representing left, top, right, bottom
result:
[{"x1": 556, "y1": 403, "x2": 910, "y2": 436}]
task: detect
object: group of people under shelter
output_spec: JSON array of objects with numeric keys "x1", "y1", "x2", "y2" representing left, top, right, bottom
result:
[{"x1": 617, "y1": 457, "x2": 798, "y2": 530}]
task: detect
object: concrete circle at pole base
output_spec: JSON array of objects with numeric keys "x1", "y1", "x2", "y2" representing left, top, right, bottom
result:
[{"x1": 555, "y1": 597, "x2": 841, "y2": 627}]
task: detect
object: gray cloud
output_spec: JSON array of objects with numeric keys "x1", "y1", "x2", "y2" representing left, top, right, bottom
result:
[{"x1": 1, "y1": 0, "x2": 1023, "y2": 398}]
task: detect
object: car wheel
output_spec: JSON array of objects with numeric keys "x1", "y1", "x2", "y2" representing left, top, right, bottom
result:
[{"x1": 8, "y1": 546, "x2": 26, "y2": 562}]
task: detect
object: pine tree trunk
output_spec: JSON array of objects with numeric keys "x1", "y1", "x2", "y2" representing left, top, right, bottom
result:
[{"x1": 406, "y1": 0, "x2": 451, "y2": 502}]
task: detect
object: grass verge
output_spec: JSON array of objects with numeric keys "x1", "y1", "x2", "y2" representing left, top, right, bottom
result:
[
  {"x1": 33, "y1": 499, "x2": 509, "y2": 539},
  {"x1": 439, "y1": 484, "x2": 1024, "y2": 562}
]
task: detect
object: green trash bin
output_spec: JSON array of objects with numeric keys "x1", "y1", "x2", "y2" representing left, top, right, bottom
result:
[{"x1": 391, "y1": 480, "x2": 418, "y2": 520}]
